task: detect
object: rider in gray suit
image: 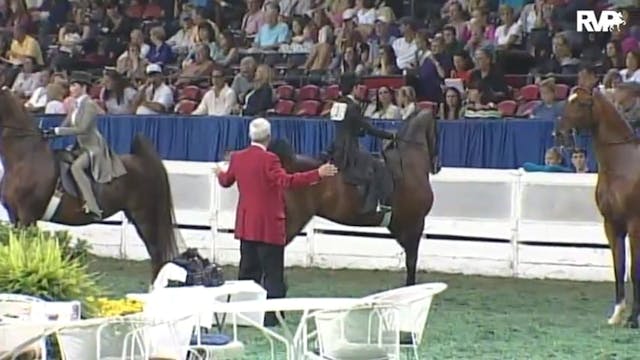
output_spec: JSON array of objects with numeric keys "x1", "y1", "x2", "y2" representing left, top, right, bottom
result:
[{"x1": 42, "y1": 71, "x2": 127, "y2": 219}]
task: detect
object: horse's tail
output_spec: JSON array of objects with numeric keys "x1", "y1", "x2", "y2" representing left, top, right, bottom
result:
[{"x1": 130, "y1": 133, "x2": 184, "y2": 274}]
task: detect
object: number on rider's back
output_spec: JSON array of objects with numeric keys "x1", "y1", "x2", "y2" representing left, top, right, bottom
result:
[{"x1": 330, "y1": 102, "x2": 348, "y2": 121}]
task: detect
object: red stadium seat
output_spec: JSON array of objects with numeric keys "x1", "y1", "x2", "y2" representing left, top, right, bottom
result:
[
  {"x1": 362, "y1": 76, "x2": 405, "y2": 90},
  {"x1": 142, "y1": 4, "x2": 164, "y2": 19},
  {"x1": 276, "y1": 85, "x2": 295, "y2": 100},
  {"x1": 504, "y1": 74, "x2": 528, "y2": 89},
  {"x1": 497, "y1": 100, "x2": 518, "y2": 117},
  {"x1": 516, "y1": 100, "x2": 541, "y2": 117},
  {"x1": 417, "y1": 101, "x2": 437, "y2": 113},
  {"x1": 175, "y1": 100, "x2": 198, "y2": 114},
  {"x1": 519, "y1": 84, "x2": 539, "y2": 101},
  {"x1": 296, "y1": 100, "x2": 322, "y2": 116},
  {"x1": 298, "y1": 85, "x2": 321, "y2": 101},
  {"x1": 324, "y1": 85, "x2": 341, "y2": 101},
  {"x1": 178, "y1": 85, "x2": 202, "y2": 101},
  {"x1": 555, "y1": 84, "x2": 570, "y2": 100},
  {"x1": 274, "y1": 99, "x2": 296, "y2": 115}
]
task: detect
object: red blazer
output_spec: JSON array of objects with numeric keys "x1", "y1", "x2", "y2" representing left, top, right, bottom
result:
[{"x1": 217, "y1": 144, "x2": 322, "y2": 245}]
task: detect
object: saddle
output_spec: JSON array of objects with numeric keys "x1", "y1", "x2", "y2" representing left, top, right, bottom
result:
[{"x1": 53, "y1": 148, "x2": 101, "y2": 200}]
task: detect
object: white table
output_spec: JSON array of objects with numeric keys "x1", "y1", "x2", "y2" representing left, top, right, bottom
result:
[
  {"x1": 127, "y1": 280, "x2": 267, "y2": 327},
  {"x1": 210, "y1": 297, "x2": 368, "y2": 360}
]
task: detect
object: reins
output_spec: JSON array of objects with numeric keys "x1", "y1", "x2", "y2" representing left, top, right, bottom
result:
[{"x1": 0, "y1": 124, "x2": 43, "y2": 138}]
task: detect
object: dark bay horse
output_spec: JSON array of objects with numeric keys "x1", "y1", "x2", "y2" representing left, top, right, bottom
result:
[
  {"x1": 269, "y1": 111, "x2": 437, "y2": 285},
  {"x1": 0, "y1": 89, "x2": 181, "y2": 277},
  {"x1": 555, "y1": 87, "x2": 640, "y2": 328}
]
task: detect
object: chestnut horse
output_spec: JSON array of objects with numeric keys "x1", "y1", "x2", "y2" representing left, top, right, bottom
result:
[
  {"x1": 555, "y1": 87, "x2": 640, "y2": 327},
  {"x1": 269, "y1": 110, "x2": 437, "y2": 285},
  {"x1": 0, "y1": 89, "x2": 182, "y2": 278}
]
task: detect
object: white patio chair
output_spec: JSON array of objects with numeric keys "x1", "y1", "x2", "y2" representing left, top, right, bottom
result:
[
  {"x1": 363, "y1": 283, "x2": 448, "y2": 359},
  {"x1": 304, "y1": 302, "x2": 401, "y2": 360},
  {"x1": 0, "y1": 321, "x2": 56, "y2": 360},
  {"x1": 0, "y1": 294, "x2": 48, "y2": 359}
]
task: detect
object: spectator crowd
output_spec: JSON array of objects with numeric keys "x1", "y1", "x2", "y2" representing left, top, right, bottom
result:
[{"x1": 0, "y1": 0, "x2": 638, "y2": 126}]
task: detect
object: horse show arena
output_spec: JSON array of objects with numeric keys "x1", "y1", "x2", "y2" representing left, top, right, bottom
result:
[{"x1": 4, "y1": 162, "x2": 636, "y2": 358}]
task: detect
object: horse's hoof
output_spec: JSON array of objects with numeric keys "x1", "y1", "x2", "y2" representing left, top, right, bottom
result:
[{"x1": 625, "y1": 316, "x2": 639, "y2": 329}]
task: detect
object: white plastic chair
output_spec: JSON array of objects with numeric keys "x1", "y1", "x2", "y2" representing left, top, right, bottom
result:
[
  {"x1": 304, "y1": 302, "x2": 401, "y2": 360},
  {"x1": 363, "y1": 283, "x2": 448, "y2": 359},
  {"x1": 0, "y1": 294, "x2": 48, "y2": 359}
]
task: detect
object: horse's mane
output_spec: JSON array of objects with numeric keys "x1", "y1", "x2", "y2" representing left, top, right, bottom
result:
[
  {"x1": 268, "y1": 138, "x2": 320, "y2": 172},
  {"x1": 0, "y1": 89, "x2": 37, "y2": 129}
]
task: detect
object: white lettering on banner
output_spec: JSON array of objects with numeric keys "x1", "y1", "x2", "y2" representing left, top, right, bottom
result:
[
  {"x1": 576, "y1": 10, "x2": 625, "y2": 32},
  {"x1": 18, "y1": 162, "x2": 624, "y2": 283}
]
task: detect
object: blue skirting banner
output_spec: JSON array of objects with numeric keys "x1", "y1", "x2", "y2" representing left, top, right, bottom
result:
[{"x1": 36, "y1": 115, "x2": 596, "y2": 171}]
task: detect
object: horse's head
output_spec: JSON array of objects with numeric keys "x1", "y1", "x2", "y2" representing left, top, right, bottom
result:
[
  {"x1": 555, "y1": 86, "x2": 632, "y2": 150},
  {"x1": 0, "y1": 87, "x2": 36, "y2": 130},
  {"x1": 397, "y1": 109, "x2": 439, "y2": 172}
]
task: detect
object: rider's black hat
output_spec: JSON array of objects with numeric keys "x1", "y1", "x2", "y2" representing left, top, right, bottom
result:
[{"x1": 69, "y1": 71, "x2": 93, "y2": 87}]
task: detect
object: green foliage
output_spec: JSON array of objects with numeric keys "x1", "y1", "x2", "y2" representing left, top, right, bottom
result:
[
  {"x1": 0, "y1": 229, "x2": 103, "y2": 317},
  {"x1": 0, "y1": 222, "x2": 92, "y2": 264}
]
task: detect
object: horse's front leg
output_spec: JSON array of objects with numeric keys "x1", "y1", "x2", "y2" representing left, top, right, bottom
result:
[
  {"x1": 626, "y1": 219, "x2": 640, "y2": 328},
  {"x1": 605, "y1": 219, "x2": 628, "y2": 325}
]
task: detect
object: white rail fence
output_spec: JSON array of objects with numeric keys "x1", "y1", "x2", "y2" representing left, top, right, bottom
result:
[{"x1": 3, "y1": 161, "x2": 616, "y2": 282}]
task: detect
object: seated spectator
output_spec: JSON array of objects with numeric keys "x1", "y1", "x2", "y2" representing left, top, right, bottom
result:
[
  {"x1": 439, "y1": 86, "x2": 464, "y2": 120},
  {"x1": 528, "y1": 78, "x2": 564, "y2": 120},
  {"x1": 254, "y1": 2, "x2": 290, "y2": 50},
  {"x1": 100, "y1": 69, "x2": 137, "y2": 115},
  {"x1": 367, "y1": 14, "x2": 396, "y2": 60},
  {"x1": 620, "y1": 50, "x2": 640, "y2": 83},
  {"x1": 191, "y1": 7, "x2": 221, "y2": 42},
  {"x1": 167, "y1": 12, "x2": 196, "y2": 55},
  {"x1": 102, "y1": 3, "x2": 132, "y2": 60},
  {"x1": 117, "y1": 29, "x2": 150, "y2": 62},
  {"x1": 184, "y1": 23, "x2": 219, "y2": 65},
  {"x1": 44, "y1": 83, "x2": 67, "y2": 114},
  {"x1": 371, "y1": 44, "x2": 399, "y2": 75},
  {"x1": 117, "y1": 43, "x2": 148, "y2": 86},
  {"x1": 192, "y1": 69, "x2": 237, "y2": 116},
  {"x1": 536, "y1": 34, "x2": 580, "y2": 84},
  {"x1": 354, "y1": 0, "x2": 376, "y2": 38},
  {"x1": 132, "y1": 64, "x2": 174, "y2": 115},
  {"x1": 242, "y1": 64, "x2": 274, "y2": 116},
  {"x1": 494, "y1": 5, "x2": 522, "y2": 50},
  {"x1": 25, "y1": 71, "x2": 67, "y2": 112},
  {"x1": 462, "y1": 8, "x2": 494, "y2": 43},
  {"x1": 463, "y1": 82, "x2": 501, "y2": 118},
  {"x1": 464, "y1": 24, "x2": 492, "y2": 64},
  {"x1": 241, "y1": 0, "x2": 265, "y2": 36},
  {"x1": 570, "y1": 148, "x2": 589, "y2": 173},
  {"x1": 7, "y1": 24, "x2": 44, "y2": 66},
  {"x1": 335, "y1": 9, "x2": 363, "y2": 50},
  {"x1": 614, "y1": 81, "x2": 640, "y2": 129},
  {"x1": 442, "y1": 25, "x2": 464, "y2": 56},
  {"x1": 366, "y1": 86, "x2": 401, "y2": 119},
  {"x1": 602, "y1": 40, "x2": 624, "y2": 71},
  {"x1": 304, "y1": 25, "x2": 334, "y2": 82},
  {"x1": 444, "y1": 2, "x2": 466, "y2": 41},
  {"x1": 391, "y1": 16, "x2": 418, "y2": 70},
  {"x1": 412, "y1": 32, "x2": 445, "y2": 103},
  {"x1": 337, "y1": 45, "x2": 360, "y2": 74},
  {"x1": 430, "y1": 35, "x2": 453, "y2": 76},
  {"x1": 215, "y1": 31, "x2": 239, "y2": 67},
  {"x1": 522, "y1": 147, "x2": 572, "y2": 173},
  {"x1": 51, "y1": 22, "x2": 83, "y2": 71},
  {"x1": 601, "y1": 68, "x2": 622, "y2": 101},
  {"x1": 396, "y1": 85, "x2": 417, "y2": 120},
  {"x1": 176, "y1": 44, "x2": 216, "y2": 87},
  {"x1": 517, "y1": 0, "x2": 552, "y2": 35},
  {"x1": 450, "y1": 51, "x2": 472, "y2": 85},
  {"x1": 469, "y1": 48, "x2": 509, "y2": 102},
  {"x1": 327, "y1": 0, "x2": 351, "y2": 28},
  {"x1": 146, "y1": 26, "x2": 174, "y2": 65},
  {"x1": 10, "y1": 57, "x2": 42, "y2": 99},
  {"x1": 232, "y1": 56, "x2": 257, "y2": 103}
]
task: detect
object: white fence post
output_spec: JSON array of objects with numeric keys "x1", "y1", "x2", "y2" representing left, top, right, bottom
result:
[
  {"x1": 509, "y1": 169, "x2": 524, "y2": 278},
  {"x1": 119, "y1": 212, "x2": 128, "y2": 260},
  {"x1": 210, "y1": 165, "x2": 219, "y2": 263}
]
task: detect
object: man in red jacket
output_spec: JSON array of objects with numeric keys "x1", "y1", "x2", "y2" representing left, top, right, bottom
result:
[{"x1": 214, "y1": 117, "x2": 338, "y2": 326}]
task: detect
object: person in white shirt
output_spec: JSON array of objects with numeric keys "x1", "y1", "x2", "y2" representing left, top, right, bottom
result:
[
  {"x1": 494, "y1": 5, "x2": 521, "y2": 49},
  {"x1": 44, "y1": 83, "x2": 67, "y2": 114},
  {"x1": 118, "y1": 29, "x2": 150, "y2": 62},
  {"x1": 391, "y1": 17, "x2": 418, "y2": 70},
  {"x1": 25, "y1": 71, "x2": 67, "y2": 112},
  {"x1": 132, "y1": 64, "x2": 175, "y2": 115},
  {"x1": 11, "y1": 57, "x2": 43, "y2": 99},
  {"x1": 620, "y1": 50, "x2": 640, "y2": 83},
  {"x1": 192, "y1": 69, "x2": 237, "y2": 116},
  {"x1": 167, "y1": 13, "x2": 196, "y2": 54}
]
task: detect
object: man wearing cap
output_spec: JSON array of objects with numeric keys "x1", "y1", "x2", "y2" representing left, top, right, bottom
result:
[
  {"x1": 132, "y1": 64, "x2": 174, "y2": 115},
  {"x1": 192, "y1": 69, "x2": 237, "y2": 116},
  {"x1": 614, "y1": 82, "x2": 640, "y2": 129},
  {"x1": 214, "y1": 118, "x2": 338, "y2": 326},
  {"x1": 41, "y1": 71, "x2": 127, "y2": 219}
]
